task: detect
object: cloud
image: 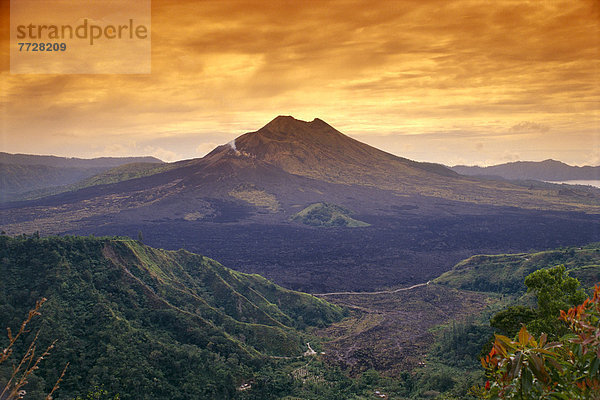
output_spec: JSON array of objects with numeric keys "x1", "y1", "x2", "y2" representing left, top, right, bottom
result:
[
  {"x1": 583, "y1": 149, "x2": 600, "y2": 167},
  {"x1": 0, "y1": 0, "x2": 598, "y2": 166},
  {"x1": 92, "y1": 143, "x2": 179, "y2": 163},
  {"x1": 509, "y1": 122, "x2": 550, "y2": 133},
  {"x1": 501, "y1": 152, "x2": 522, "y2": 163},
  {"x1": 142, "y1": 146, "x2": 179, "y2": 163}
]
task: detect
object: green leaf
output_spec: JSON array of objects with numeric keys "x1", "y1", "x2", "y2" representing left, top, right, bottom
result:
[
  {"x1": 509, "y1": 352, "x2": 523, "y2": 380},
  {"x1": 521, "y1": 367, "x2": 533, "y2": 393},
  {"x1": 528, "y1": 353, "x2": 548, "y2": 383},
  {"x1": 495, "y1": 334, "x2": 515, "y2": 351},
  {"x1": 590, "y1": 357, "x2": 600, "y2": 376}
]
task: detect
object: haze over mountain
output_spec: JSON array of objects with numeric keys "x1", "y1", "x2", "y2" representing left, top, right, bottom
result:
[
  {"x1": 0, "y1": 152, "x2": 163, "y2": 202},
  {"x1": 452, "y1": 159, "x2": 600, "y2": 182},
  {"x1": 0, "y1": 152, "x2": 162, "y2": 168},
  {"x1": 1, "y1": 116, "x2": 599, "y2": 292}
]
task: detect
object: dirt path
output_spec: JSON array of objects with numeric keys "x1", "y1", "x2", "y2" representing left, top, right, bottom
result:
[
  {"x1": 269, "y1": 342, "x2": 317, "y2": 360},
  {"x1": 313, "y1": 281, "x2": 430, "y2": 297}
]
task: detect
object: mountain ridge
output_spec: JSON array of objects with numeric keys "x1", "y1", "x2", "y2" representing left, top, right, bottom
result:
[
  {"x1": 0, "y1": 152, "x2": 163, "y2": 168},
  {"x1": 2, "y1": 116, "x2": 600, "y2": 236},
  {"x1": 452, "y1": 159, "x2": 600, "y2": 181},
  {"x1": 0, "y1": 153, "x2": 164, "y2": 202},
  {"x1": 231, "y1": 116, "x2": 458, "y2": 185}
]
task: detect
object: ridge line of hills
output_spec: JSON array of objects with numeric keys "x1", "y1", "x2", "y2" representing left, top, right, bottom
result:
[
  {"x1": 0, "y1": 153, "x2": 164, "y2": 203},
  {"x1": 451, "y1": 159, "x2": 600, "y2": 182}
]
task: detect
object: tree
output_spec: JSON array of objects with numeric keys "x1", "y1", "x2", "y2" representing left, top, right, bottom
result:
[
  {"x1": 524, "y1": 265, "x2": 587, "y2": 337},
  {"x1": 490, "y1": 306, "x2": 537, "y2": 338},
  {"x1": 73, "y1": 386, "x2": 120, "y2": 400},
  {"x1": 480, "y1": 283, "x2": 600, "y2": 399},
  {"x1": 489, "y1": 265, "x2": 587, "y2": 340}
]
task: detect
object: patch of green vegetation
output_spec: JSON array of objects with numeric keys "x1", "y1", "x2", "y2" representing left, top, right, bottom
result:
[
  {"x1": 414, "y1": 244, "x2": 600, "y2": 399},
  {"x1": 3, "y1": 236, "x2": 597, "y2": 400},
  {"x1": 291, "y1": 202, "x2": 370, "y2": 227},
  {"x1": 433, "y1": 243, "x2": 600, "y2": 294},
  {"x1": 0, "y1": 234, "x2": 346, "y2": 399},
  {"x1": 228, "y1": 184, "x2": 280, "y2": 212},
  {"x1": 73, "y1": 162, "x2": 173, "y2": 189}
]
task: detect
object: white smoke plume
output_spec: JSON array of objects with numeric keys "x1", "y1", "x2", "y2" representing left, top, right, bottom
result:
[{"x1": 228, "y1": 139, "x2": 237, "y2": 151}]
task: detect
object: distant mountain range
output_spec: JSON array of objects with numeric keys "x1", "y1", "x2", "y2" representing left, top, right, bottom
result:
[
  {"x1": 0, "y1": 152, "x2": 163, "y2": 202},
  {"x1": 0, "y1": 152, "x2": 162, "y2": 168},
  {"x1": 451, "y1": 159, "x2": 600, "y2": 182}
]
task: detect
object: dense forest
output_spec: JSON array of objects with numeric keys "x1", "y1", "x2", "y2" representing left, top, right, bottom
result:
[
  {"x1": 0, "y1": 235, "x2": 348, "y2": 399},
  {"x1": 1, "y1": 236, "x2": 598, "y2": 399}
]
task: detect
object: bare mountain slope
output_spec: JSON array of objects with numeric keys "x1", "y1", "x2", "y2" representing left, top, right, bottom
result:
[
  {"x1": 2, "y1": 116, "x2": 599, "y2": 237},
  {"x1": 452, "y1": 159, "x2": 600, "y2": 181}
]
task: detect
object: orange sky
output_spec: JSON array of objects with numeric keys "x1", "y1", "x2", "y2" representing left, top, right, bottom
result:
[{"x1": 1, "y1": 0, "x2": 599, "y2": 166}]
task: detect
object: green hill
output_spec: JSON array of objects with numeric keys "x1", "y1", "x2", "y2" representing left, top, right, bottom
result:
[
  {"x1": 72, "y1": 162, "x2": 173, "y2": 190},
  {"x1": 291, "y1": 202, "x2": 370, "y2": 227},
  {"x1": 0, "y1": 235, "x2": 345, "y2": 399},
  {"x1": 433, "y1": 243, "x2": 600, "y2": 294}
]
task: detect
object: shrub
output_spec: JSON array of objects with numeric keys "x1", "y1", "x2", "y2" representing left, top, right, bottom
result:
[
  {"x1": 0, "y1": 298, "x2": 68, "y2": 400},
  {"x1": 480, "y1": 283, "x2": 600, "y2": 399}
]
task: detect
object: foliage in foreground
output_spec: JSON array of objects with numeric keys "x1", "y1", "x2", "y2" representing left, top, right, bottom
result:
[
  {"x1": 0, "y1": 299, "x2": 67, "y2": 400},
  {"x1": 481, "y1": 284, "x2": 600, "y2": 399}
]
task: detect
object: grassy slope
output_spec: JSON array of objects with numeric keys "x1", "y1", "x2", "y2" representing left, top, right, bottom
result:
[
  {"x1": 0, "y1": 235, "x2": 344, "y2": 399},
  {"x1": 292, "y1": 202, "x2": 370, "y2": 227},
  {"x1": 72, "y1": 162, "x2": 173, "y2": 190},
  {"x1": 434, "y1": 243, "x2": 600, "y2": 294}
]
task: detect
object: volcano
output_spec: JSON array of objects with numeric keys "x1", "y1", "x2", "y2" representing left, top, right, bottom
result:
[
  {"x1": 1, "y1": 116, "x2": 599, "y2": 292},
  {"x1": 207, "y1": 115, "x2": 456, "y2": 188},
  {"x1": 2, "y1": 115, "x2": 599, "y2": 233}
]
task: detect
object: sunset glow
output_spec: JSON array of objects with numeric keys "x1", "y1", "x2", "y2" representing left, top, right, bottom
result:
[{"x1": 1, "y1": 0, "x2": 598, "y2": 166}]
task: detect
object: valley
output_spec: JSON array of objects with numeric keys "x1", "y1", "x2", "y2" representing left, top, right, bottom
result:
[
  {"x1": 311, "y1": 243, "x2": 600, "y2": 396},
  {"x1": 2, "y1": 235, "x2": 596, "y2": 399},
  {"x1": 65, "y1": 209, "x2": 599, "y2": 293}
]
